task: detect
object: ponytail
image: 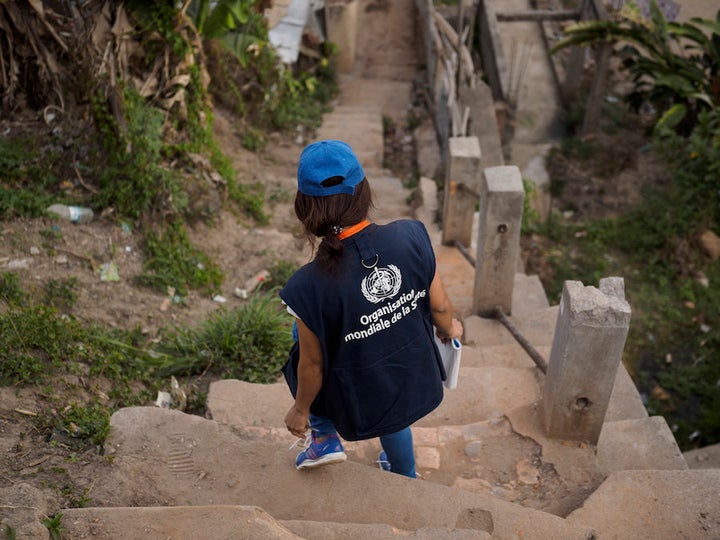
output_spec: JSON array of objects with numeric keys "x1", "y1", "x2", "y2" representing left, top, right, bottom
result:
[{"x1": 294, "y1": 178, "x2": 373, "y2": 275}]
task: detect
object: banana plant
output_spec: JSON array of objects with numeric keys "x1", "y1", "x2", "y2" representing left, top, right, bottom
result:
[
  {"x1": 189, "y1": 0, "x2": 269, "y2": 67},
  {"x1": 552, "y1": 0, "x2": 720, "y2": 132}
]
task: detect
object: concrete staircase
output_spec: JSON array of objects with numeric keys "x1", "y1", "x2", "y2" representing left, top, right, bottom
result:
[{"x1": 52, "y1": 1, "x2": 719, "y2": 538}]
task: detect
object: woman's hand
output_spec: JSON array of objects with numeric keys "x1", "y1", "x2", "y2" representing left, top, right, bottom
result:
[
  {"x1": 436, "y1": 317, "x2": 463, "y2": 343},
  {"x1": 285, "y1": 404, "x2": 310, "y2": 438}
]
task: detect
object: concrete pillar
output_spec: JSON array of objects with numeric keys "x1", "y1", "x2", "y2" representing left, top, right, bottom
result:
[
  {"x1": 441, "y1": 137, "x2": 482, "y2": 248},
  {"x1": 472, "y1": 165, "x2": 524, "y2": 316},
  {"x1": 325, "y1": 0, "x2": 358, "y2": 74},
  {"x1": 542, "y1": 278, "x2": 632, "y2": 444}
]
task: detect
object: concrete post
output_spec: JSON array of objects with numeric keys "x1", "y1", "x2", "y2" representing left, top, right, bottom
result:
[
  {"x1": 472, "y1": 165, "x2": 524, "y2": 316},
  {"x1": 542, "y1": 278, "x2": 632, "y2": 444},
  {"x1": 325, "y1": 0, "x2": 358, "y2": 74},
  {"x1": 441, "y1": 137, "x2": 482, "y2": 248}
]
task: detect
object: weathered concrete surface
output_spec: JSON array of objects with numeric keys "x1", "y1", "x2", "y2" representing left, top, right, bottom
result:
[
  {"x1": 326, "y1": 0, "x2": 358, "y2": 74},
  {"x1": 89, "y1": 407, "x2": 595, "y2": 539},
  {"x1": 441, "y1": 137, "x2": 483, "y2": 248},
  {"x1": 542, "y1": 280, "x2": 632, "y2": 443},
  {"x1": 597, "y1": 416, "x2": 687, "y2": 474},
  {"x1": 419, "y1": 366, "x2": 541, "y2": 427},
  {"x1": 604, "y1": 362, "x2": 648, "y2": 422},
  {"x1": 684, "y1": 443, "x2": 720, "y2": 470},
  {"x1": 62, "y1": 506, "x2": 301, "y2": 539},
  {"x1": 567, "y1": 469, "x2": 720, "y2": 539},
  {"x1": 207, "y1": 380, "x2": 291, "y2": 428},
  {"x1": 462, "y1": 307, "x2": 558, "y2": 348},
  {"x1": 474, "y1": 166, "x2": 525, "y2": 316},
  {"x1": 282, "y1": 520, "x2": 491, "y2": 539},
  {"x1": 461, "y1": 343, "x2": 550, "y2": 370}
]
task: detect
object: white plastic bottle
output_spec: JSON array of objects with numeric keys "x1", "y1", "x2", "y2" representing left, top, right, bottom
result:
[{"x1": 46, "y1": 204, "x2": 94, "y2": 224}]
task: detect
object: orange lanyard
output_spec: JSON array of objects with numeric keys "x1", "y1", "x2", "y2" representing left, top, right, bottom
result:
[{"x1": 337, "y1": 219, "x2": 372, "y2": 240}]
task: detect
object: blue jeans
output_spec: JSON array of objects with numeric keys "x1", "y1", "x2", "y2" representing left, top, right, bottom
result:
[{"x1": 309, "y1": 414, "x2": 416, "y2": 478}]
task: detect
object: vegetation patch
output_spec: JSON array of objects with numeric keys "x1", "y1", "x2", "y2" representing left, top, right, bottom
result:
[{"x1": 538, "y1": 1, "x2": 720, "y2": 449}]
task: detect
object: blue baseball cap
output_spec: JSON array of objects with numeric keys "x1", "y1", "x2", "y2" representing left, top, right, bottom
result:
[{"x1": 297, "y1": 140, "x2": 365, "y2": 196}]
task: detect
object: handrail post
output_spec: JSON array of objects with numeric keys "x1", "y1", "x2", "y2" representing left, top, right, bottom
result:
[
  {"x1": 541, "y1": 277, "x2": 632, "y2": 444},
  {"x1": 441, "y1": 137, "x2": 482, "y2": 248},
  {"x1": 473, "y1": 165, "x2": 524, "y2": 316}
]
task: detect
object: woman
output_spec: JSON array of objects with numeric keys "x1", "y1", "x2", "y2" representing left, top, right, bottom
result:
[{"x1": 280, "y1": 139, "x2": 463, "y2": 478}]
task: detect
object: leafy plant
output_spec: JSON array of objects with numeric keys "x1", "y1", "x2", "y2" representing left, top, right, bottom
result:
[
  {"x1": 43, "y1": 278, "x2": 78, "y2": 312},
  {"x1": 552, "y1": 2, "x2": 720, "y2": 131},
  {"x1": 0, "y1": 272, "x2": 26, "y2": 306},
  {"x1": 196, "y1": 0, "x2": 268, "y2": 67},
  {"x1": 653, "y1": 107, "x2": 720, "y2": 227},
  {"x1": 42, "y1": 513, "x2": 64, "y2": 540},
  {"x1": 158, "y1": 291, "x2": 294, "y2": 382},
  {"x1": 137, "y1": 221, "x2": 223, "y2": 296},
  {"x1": 93, "y1": 85, "x2": 180, "y2": 220},
  {"x1": 57, "y1": 403, "x2": 111, "y2": 447}
]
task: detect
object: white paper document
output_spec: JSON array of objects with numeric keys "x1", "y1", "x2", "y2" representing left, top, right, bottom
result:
[{"x1": 434, "y1": 333, "x2": 462, "y2": 390}]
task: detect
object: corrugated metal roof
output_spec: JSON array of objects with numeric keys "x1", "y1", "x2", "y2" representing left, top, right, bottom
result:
[{"x1": 267, "y1": 0, "x2": 325, "y2": 64}]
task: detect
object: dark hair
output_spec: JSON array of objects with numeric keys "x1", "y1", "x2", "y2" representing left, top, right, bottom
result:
[{"x1": 295, "y1": 177, "x2": 374, "y2": 274}]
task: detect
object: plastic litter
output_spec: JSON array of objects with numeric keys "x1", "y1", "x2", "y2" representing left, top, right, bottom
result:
[
  {"x1": 99, "y1": 262, "x2": 120, "y2": 282},
  {"x1": 154, "y1": 376, "x2": 187, "y2": 411},
  {"x1": 47, "y1": 204, "x2": 94, "y2": 223},
  {"x1": 245, "y1": 270, "x2": 270, "y2": 292},
  {"x1": 234, "y1": 288, "x2": 248, "y2": 299}
]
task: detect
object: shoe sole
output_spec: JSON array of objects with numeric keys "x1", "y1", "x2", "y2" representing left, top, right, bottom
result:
[{"x1": 296, "y1": 451, "x2": 348, "y2": 470}]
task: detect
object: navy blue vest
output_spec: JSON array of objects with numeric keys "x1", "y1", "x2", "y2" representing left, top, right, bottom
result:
[{"x1": 280, "y1": 220, "x2": 446, "y2": 441}]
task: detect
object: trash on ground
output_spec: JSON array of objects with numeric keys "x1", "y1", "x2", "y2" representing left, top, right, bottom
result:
[
  {"x1": 154, "y1": 377, "x2": 187, "y2": 411},
  {"x1": 245, "y1": 269, "x2": 270, "y2": 292},
  {"x1": 234, "y1": 287, "x2": 248, "y2": 299},
  {"x1": 155, "y1": 391, "x2": 173, "y2": 409},
  {"x1": 99, "y1": 262, "x2": 120, "y2": 282},
  {"x1": 46, "y1": 204, "x2": 94, "y2": 223}
]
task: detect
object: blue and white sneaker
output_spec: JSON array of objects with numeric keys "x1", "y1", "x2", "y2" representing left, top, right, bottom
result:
[
  {"x1": 294, "y1": 431, "x2": 347, "y2": 470},
  {"x1": 377, "y1": 450, "x2": 392, "y2": 472},
  {"x1": 377, "y1": 450, "x2": 421, "y2": 478}
]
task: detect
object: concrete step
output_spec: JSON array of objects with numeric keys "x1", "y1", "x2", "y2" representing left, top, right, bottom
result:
[
  {"x1": 359, "y1": 64, "x2": 420, "y2": 82},
  {"x1": 683, "y1": 443, "x2": 720, "y2": 469},
  {"x1": 463, "y1": 308, "x2": 558, "y2": 349},
  {"x1": 89, "y1": 407, "x2": 595, "y2": 539},
  {"x1": 512, "y1": 273, "x2": 550, "y2": 313},
  {"x1": 61, "y1": 506, "x2": 299, "y2": 539},
  {"x1": 206, "y1": 379, "x2": 606, "y2": 518},
  {"x1": 337, "y1": 79, "x2": 413, "y2": 124},
  {"x1": 312, "y1": 125, "x2": 383, "y2": 169},
  {"x1": 418, "y1": 367, "x2": 542, "y2": 428},
  {"x1": 208, "y1": 364, "x2": 542, "y2": 436},
  {"x1": 566, "y1": 469, "x2": 720, "y2": 538},
  {"x1": 597, "y1": 416, "x2": 687, "y2": 474},
  {"x1": 462, "y1": 343, "x2": 550, "y2": 370},
  {"x1": 328, "y1": 103, "x2": 383, "y2": 115},
  {"x1": 605, "y1": 362, "x2": 648, "y2": 422},
  {"x1": 281, "y1": 520, "x2": 491, "y2": 539},
  {"x1": 368, "y1": 174, "x2": 413, "y2": 222},
  {"x1": 60, "y1": 505, "x2": 490, "y2": 540}
]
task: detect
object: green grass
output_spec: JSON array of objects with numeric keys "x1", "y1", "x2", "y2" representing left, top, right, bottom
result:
[
  {"x1": 0, "y1": 273, "x2": 295, "y2": 449},
  {"x1": 157, "y1": 291, "x2": 294, "y2": 383},
  {"x1": 136, "y1": 221, "x2": 224, "y2": 297}
]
